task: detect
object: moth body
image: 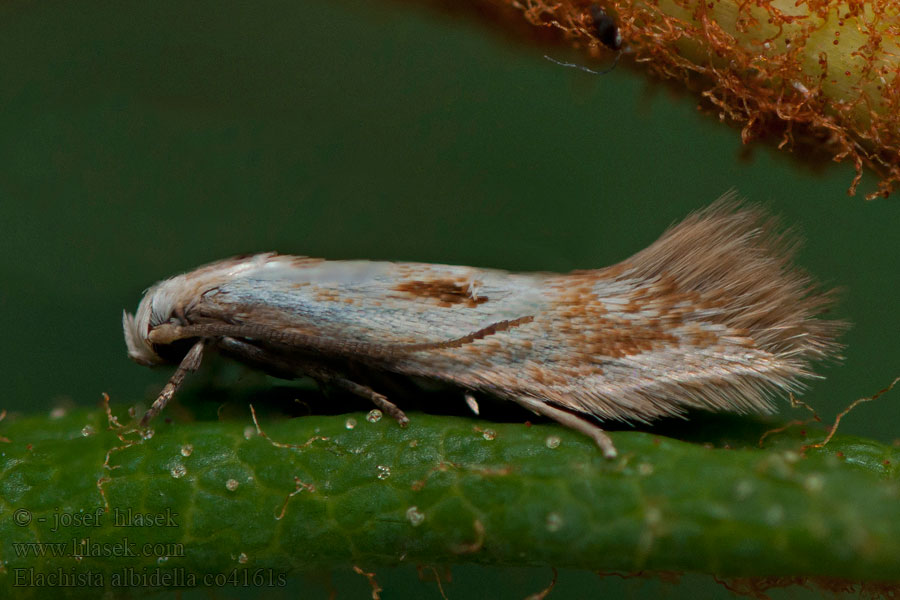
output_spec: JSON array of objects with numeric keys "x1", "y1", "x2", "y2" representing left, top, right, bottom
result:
[{"x1": 124, "y1": 199, "x2": 843, "y2": 458}]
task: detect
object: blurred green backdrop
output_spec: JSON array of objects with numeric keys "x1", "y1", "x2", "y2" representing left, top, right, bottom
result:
[{"x1": 0, "y1": 0, "x2": 897, "y2": 597}]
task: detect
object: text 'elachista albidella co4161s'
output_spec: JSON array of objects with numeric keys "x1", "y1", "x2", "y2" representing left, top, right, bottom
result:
[{"x1": 124, "y1": 197, "x2": 844, "y2": 458}]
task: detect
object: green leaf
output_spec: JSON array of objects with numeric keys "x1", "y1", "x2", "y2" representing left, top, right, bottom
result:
[{"x1": 1, "y1": 403, "x2": 898, "y2": 598}]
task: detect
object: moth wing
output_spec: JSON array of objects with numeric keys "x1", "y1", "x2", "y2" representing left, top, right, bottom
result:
[{"x1": 391, "y1": 199, "x2": 843, "y2": 424}]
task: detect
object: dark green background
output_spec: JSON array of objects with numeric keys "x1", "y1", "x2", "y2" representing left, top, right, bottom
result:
[{"x1": 1, "y1": 0, "x2": 897, "y2": 597}]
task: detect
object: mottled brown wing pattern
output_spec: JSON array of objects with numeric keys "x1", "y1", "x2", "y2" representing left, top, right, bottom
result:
[{"x1": 388, "y1": 201, "x2": 841, "y2": 423}]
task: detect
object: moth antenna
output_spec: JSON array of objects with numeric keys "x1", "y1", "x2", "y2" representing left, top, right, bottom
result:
[
  {"x1": 139, "y1": 340, "x2": 205, "y2": 427},
  {"x1": 150, "y1": 315, "x2": 535, "y2": 358}
]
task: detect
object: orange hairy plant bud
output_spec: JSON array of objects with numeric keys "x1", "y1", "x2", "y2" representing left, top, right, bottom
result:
[{"x1": 481, "y1": 0, "x2": 900, "y2": 199}]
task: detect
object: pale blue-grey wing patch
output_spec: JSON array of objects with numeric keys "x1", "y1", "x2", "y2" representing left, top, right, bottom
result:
[{"x1": 195, "y1": 260, "x2": 549, "y2": 347}]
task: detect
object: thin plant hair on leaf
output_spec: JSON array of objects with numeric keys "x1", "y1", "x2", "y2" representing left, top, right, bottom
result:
[
  {"x1": 352, "y1": 566, "x2": 383, "y2": 600},
  {"x1": 123, "y1": 194, "x2": 844, "y2": 459},
  {"x1": 757, "y1": 393, "x2": 822, "y2": 448},
  {"x1": 807, "y1": 376, "x2": 900, "y2": 451}
]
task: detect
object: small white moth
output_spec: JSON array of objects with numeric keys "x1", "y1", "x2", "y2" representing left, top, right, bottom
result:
[{"x1": 124, "y1": 198, "x2": 842, "y2": 458}]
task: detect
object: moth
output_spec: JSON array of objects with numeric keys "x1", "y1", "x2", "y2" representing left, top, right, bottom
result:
[{"x1": 124, "y1": 198, "x2": 842, "y2": 458}]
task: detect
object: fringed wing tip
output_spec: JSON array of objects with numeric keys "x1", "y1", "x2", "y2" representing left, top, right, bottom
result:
[{"x1": 599, "y1": 195, "x2": 846, "y2": 420}]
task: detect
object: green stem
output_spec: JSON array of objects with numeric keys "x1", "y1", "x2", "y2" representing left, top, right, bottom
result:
[{"x1": 1, "y1": 404, "x2": 899, "y2": 597}]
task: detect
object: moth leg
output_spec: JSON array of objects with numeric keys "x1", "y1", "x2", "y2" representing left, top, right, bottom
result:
[
  {"x1": 214, "y1": 337, "x2": 409, "y2": 427},
  {"x1": 140, "y1": 340, "x2": 206, "y2": 427},
  {"x1": 322, "y1": 375, "x2": 410, "y2": 428},
  {"x1": 511, "y1": 395, "x2": 618, "y2": 459},
  {"x1": 216, "y1": 337, "x2": 302, "y2": 379}
]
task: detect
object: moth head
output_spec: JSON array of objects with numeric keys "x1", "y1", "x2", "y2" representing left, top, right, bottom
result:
[
  {"x1": 123, "y1": 253, "x2": 277, "y2": 367},
  {"x1": 123, "y1": 280, "x2": 180, "y2": 367},
  {"x1": 123, "y1": 266, "x2": 209, "y2": 367}
]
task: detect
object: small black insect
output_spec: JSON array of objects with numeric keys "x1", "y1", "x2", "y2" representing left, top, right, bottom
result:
[
  {"x1": 543, "y1": 4, "x2": 622, "y2": 75},
  {"x1": 590, "y1": 5, "x2": 622, "y2": 51}
]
